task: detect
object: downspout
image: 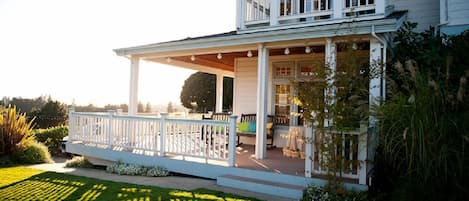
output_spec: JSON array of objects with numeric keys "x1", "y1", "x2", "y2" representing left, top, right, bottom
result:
[{"x1": 371, "y1": 25, "x2": 387, "y2": 101}]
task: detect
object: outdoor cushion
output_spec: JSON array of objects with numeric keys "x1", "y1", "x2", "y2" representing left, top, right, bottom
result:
[
  {"x1": 248, "y1": 121, "x2": 256, "y2": 133},
  {"x1": 237, "y1": 122, "x2": 249, "y2": 132},
  {"x1": 266, "y1": 122, "x2": 273, "y2": 135}
]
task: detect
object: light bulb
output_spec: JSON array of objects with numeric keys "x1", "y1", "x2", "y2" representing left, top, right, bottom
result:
[
  {"x1": 191, "y1": 55, "x2": 196, "y2": 61},
  {"x1": 305, "y1": 46, "x2": 311, "y2": 54},
  {"x1": 166, "y1": 57, "x2": 171, "y2": 63},
  {"x1": 217, "y1": 53, "x2": 222, "y2": 59},
  {"x1": 284, "y1": 48, "x2": 290, "y2": 55},
  {"x1": 247, "y1": 50, "x2": 253, "y2": 57},
  {"x1": 352, "y1": 42, "x2": 358, "y2": 50}
]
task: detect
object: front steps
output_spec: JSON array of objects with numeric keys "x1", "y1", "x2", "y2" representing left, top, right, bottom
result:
[{"x1": 217, "y1": 174, "x2": 304, "y2": 200}]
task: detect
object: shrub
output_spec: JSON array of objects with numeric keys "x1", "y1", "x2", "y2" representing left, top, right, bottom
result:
[
  {"x1": 106, "y1": 161, "x2": 169, "y2": 177},
  {"x1": 0, "y1": 106, "x2": 34, "y2": 156},
  {"x1": 33, "y1": 126, "x2": 68, "y2": 154},
  {"x1": 302, "y1": 185, "x2": 367, "y2": 201},
  {"x1": 13, "y1": 140, "x2": 53, "y2": 164},
  {"x1": 65, "y1": 156, "x2": 93, "y2": 168}
]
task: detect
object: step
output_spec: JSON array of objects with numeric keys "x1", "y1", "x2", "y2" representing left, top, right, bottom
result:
[{"x1": 217, "y1": 174, "x2": 304, "y2": 200}]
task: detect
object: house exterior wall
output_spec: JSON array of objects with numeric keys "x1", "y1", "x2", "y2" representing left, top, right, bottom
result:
[
  {"x1": 390, "y1": 0, "x2": 440, "y2": 32},
  {"x1": 441, "y1": 0, "x2": 469, "y2": 35},
  {"x1": 447, "y1": 0, "x2": 469, "y2": 26}
]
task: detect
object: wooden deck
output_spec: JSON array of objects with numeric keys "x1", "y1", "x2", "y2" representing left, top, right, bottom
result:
[{"x1": 235, "y1": 145, "x2": 305, "y2": 176}]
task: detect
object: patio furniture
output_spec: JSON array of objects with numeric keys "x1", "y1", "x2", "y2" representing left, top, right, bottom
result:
[{"x1": 236, "y1": 113, "x2": 276, "y2": 148}]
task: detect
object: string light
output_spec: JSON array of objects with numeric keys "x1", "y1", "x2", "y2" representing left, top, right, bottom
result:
[
  {"x1": 217, "y1": 53, "x2": 222, "y2": 59},
  {"x1": 284, "y1": 48, "x2": 290, "y2": 55},
  {"x1": 305, "y1": 46, "x2": 311, "y2": 54},
  {"x1": 191, "y1": 55, "x2": 196, "y2": 61},
  {"x1": 247, "y1": 50, "x2": 253, "y2": 57}
]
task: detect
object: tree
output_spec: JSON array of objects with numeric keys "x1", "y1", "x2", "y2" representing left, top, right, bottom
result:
[
  {"x1": 145, "y1": 102, "x2": 152, "y2": 113},
  {"x1": 180, "y1": 72, "x2": 233, "y2": 112},
  {"x1": 31, "y1": 100, "x2": 68, "y2": 129},
  {"x1": 137, "y1": 102, "x2": 144, "y2": 113},
  {"x1": 167, "y1": 102, "x2": 174, "y2": 113}
]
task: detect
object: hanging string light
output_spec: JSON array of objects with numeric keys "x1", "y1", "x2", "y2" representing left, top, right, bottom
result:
[
  {"x1": 284, "y1": 48, "x2": 290, "y2": 55},
  {"x1": 247, "y1": 50, "x2": 253, "y2": 57}
]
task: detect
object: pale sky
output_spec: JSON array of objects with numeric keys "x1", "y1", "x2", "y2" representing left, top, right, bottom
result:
[{"x1": 0, "y1": 0, "x2": 235, "y2": 106}]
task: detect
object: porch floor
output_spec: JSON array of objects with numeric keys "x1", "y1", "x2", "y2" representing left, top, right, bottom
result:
[{"x1": 235, "y1": 144, "x2": 304, "y2": 176}]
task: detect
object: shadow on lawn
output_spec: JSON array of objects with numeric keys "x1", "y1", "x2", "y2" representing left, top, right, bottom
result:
[{"x1": 0, "y1": 171, "x2": 259, "y2": 201}]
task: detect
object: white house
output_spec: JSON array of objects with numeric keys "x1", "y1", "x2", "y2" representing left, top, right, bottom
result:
[{"x1": 66, "y1": 0, "x2": 469, "y2": 199}]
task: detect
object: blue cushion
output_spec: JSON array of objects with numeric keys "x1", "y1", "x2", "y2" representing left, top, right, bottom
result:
[{"x1": 248, "y1": 121, "x2": 256, "y2": 133}]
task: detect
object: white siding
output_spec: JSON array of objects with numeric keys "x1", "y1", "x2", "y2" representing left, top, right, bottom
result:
[
  {"x1": 447, "y1": 0, "x2": 469, "y2": 26},
  {"x1": 391, "y1": 0, "x2": 440, "y2": 32},
  {"x1": 234, "y1": 58, "x2": 258, "y2": 115}
]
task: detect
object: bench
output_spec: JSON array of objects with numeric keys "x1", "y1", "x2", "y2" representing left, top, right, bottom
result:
[
  {"x1": 236, "y1": 114, "x2": 276, "y2": 148},
  {"x1": 202, "y1": 113, "x2": 231, "y2": 121}
]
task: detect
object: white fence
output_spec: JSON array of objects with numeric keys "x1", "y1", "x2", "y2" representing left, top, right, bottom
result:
[{"x1": 68, "y1": 111, "x2": 237, "y2": 166}]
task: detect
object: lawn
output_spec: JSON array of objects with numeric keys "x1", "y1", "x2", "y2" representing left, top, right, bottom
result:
[{"x1": 0, "y1": 166, "x2": 261, "y2": 201}]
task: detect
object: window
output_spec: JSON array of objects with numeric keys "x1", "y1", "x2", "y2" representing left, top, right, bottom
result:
[
  {"x1": 274, "y1": 62, "x2": 294, "y2": 78},
  {"x1": 275, "y1": 84, "x2": 291, "y2": 126}
]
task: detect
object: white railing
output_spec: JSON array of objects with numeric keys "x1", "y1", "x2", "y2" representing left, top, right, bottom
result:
[
  {"x1": 68, "y1": 110, "x2": 238, "y2": 166},
  {"x1": 240, "y1": 0, "x2": 384, "y2": 29},
  {"x1": 305, "y1": 125, "x2": 367, "y2": 184}
]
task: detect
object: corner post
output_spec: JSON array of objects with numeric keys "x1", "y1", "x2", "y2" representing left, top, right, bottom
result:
[
  {"x1": 228, "y1": 115, "x2": 238, "y2": 167},
  {"x1": 159, "y1": 113, "x2": 168, "y2": 156},
  {"x1": 107, "y1": 110, "x2": 114, "y2": 149},
  {"x1": 68, "y1": 107, "x2": 75, "y2": 143}
]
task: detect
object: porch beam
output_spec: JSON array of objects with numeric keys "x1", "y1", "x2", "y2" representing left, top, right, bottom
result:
[
  {"x1": 255, "y1": 44, "x2": 269, "y2": 159},
  {"x1": 129, "y1": 57, "x2": 139, "y2": 115},
  {"x1": 215, "y1": 73, "x2": 224, "y2": 113}
]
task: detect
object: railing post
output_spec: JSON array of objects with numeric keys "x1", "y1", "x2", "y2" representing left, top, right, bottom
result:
[
  {"x1": 358, "y1": 123, "x2": 368, "y2": 184},
  {"x1": 228, "y1": 115, "x2": 238, "y2": 167},
  {"x1": 159, "y1": 113, "x2": 168, "y2": 157},
  {"x1": 270, "y1": 0, "x2": 279, "y2": 26},
  {"x1": 305, "y1": 124, "x2": 313, "y2": 177},
  {"x1": 333, "y1": 0, "x2": 343, "y2": 19},
  {"x1": 107, "y1": 110, "x2": 114, "y2": 149},
  {"x1": 68, "y1": 107, "x2": 75, "y2": 143}
]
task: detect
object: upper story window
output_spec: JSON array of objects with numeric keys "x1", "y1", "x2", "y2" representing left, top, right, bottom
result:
[{"x1": 274, "y1": 62, "x2": 295, "y2": 78}]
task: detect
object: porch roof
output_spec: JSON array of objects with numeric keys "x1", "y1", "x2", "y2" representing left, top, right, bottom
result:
[{"x1": 114, "y1": 11, "x2": 407, "y2": 57}]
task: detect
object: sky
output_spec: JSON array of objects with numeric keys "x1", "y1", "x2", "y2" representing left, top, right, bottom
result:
[{"x1": 0, "y1": 0, "x2": 236, "y2": 106}]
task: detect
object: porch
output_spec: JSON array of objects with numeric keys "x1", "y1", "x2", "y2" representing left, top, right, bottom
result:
[{"x1": 67, "y1": 111, "x2": 365, "y2": 181}]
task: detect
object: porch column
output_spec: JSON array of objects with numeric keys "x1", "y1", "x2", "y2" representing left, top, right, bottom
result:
[
  {"x1": 364, "y1": 38, "x2": 385, "y2": 185},
  {"x1": 215, "y1": 73, "x2": 224, "y2": 113},
  {"x1": 325, "y1": 38, "x2": 337, "y2": 127},
  {"x1": 129, "y1": 56, "x2": 139, "y2": 115},
  {"x1": 255, "y1": 44, "x2": 269, "y2": 159}
]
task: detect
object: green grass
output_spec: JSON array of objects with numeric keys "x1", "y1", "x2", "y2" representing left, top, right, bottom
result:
[{"x1": 0, "y1": 166, "x2": 261, "y2": 201}]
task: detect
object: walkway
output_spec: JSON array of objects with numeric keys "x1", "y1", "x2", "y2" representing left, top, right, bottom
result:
[{"x1": 27, "y1": 157, "x2": 295, "y2": 201}]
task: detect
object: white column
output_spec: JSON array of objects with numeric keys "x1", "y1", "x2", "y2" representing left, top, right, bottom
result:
[
  {"x1": 215, "y1": 73, "x2": 224, "y2": 113},
  {"x1": 228, "y1": 115, "x2": 238, "y2": 166},
  {"x1": 325, "y1": 38, "x2": 336, "y2": 127},
  {"x1": 364, "y1": 38, "x2": 384, "y2": 185},
  {"x1": 129, "y1": 57, "x2": 139, "y2": 115},
  {"x1": 255, "y1": 44, "x2": 269, "y2": 159},
  {"x1": 270, "y1": 0, "x2": 280, "y2": 26},
  {"x1": 333, "y1": 0, "x2": 343, "y2": 19}
]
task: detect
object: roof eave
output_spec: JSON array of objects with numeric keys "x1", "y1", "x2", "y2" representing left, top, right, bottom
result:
[{"x1": 114, "y1": 16, "x2": 405, "y2": 57}]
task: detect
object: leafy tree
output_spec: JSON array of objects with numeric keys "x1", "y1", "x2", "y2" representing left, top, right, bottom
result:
[
  {"x1": 31, "y1": 100, "x2": 68, "y2": 129},
  {"x1": 167, "y1": 102, "x2": 174, "y2": 113},
  {"x1": 137, "y1": 102, "x2": 144, "y2": 113},
  {"x1": 180, "y1": 72, "x2": 233, "y2": 112},
  {"x1": 145, "y1": 102, "x2": 152, "y2": 113}
]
